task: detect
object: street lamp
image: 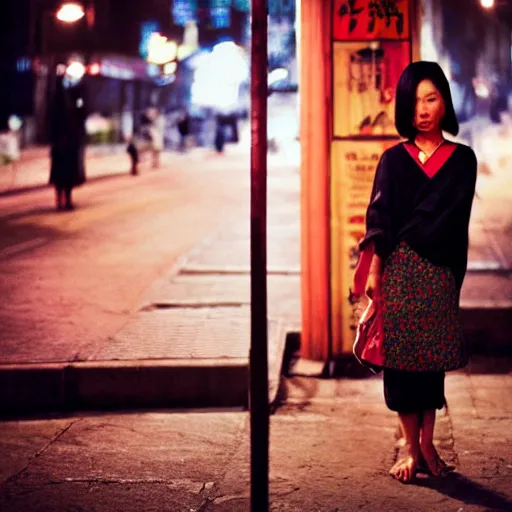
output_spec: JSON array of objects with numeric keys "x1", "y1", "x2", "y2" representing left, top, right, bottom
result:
[{"x1": 56, "y1": 2, "x2": 85, "y2": 23}]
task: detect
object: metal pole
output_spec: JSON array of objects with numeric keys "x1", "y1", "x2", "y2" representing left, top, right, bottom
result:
[{"x1": 249, "y1": 0, "x2": 269, "y2": 510}]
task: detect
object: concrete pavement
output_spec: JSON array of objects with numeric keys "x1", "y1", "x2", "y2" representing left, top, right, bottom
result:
[
  {"x1": 0, "y1": 131, "x2": 510, "y2": 415},
  {"x1": 0, "y1": 356, "x2": 510, "y2": 511},
  {"x1": 0, "y1": 146, "x2": 300, "y2": 415}
]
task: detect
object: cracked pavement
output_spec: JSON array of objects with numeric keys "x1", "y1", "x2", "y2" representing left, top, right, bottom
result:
[{"x1": 0, "y1": 357, "x2": 510, "y2": 511}]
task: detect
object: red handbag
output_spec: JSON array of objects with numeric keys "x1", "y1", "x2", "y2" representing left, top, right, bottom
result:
[{"x1": 353, "y1": 298, "x2": 385, "y2": 373}]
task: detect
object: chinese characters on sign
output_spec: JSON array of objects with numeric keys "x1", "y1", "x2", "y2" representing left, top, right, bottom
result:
[{"x1": 333, "y1": 0, "x2": 409, "y2": 41}]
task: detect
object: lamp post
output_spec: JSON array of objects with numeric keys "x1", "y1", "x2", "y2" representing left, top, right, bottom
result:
[
  {"x1": 32, "y1": 1, "x2": 89, "y2": 143},
  {"x1": 250, "y1": 0, "x2": 269, "y2": 509}
]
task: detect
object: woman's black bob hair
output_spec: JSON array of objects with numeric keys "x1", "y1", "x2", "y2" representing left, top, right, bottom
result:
[{"x1": 395, "y1": 61, "x2": 459, "y2": 139}]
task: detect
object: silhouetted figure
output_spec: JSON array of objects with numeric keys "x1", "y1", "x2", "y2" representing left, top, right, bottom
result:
[
  {"x1": 214, "y1": 113, "x2": 239, "y2": 153},
  {"x1": 177, "y1": 110, "x2": 190, "y2": 152},
  {"x1": 127, "y1": 138, "x2": 139, "y2": 175},
  {"x1": 214, "y1": 115, "x2": 225, "y2": 153},
  {"x1": 49, "y1": 77, "x2": 86, "y2": 211}
]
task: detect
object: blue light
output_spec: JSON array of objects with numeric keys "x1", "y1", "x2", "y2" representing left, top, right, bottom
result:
[
  {"x1": 16, "y1": 57, "x2": 32, "y2": 73},
  {"x1": 139, "y1": 21, "x2": 160, "y2": 59},
  {"x1": 172, "y1": 0, "x2": 197, "y2": 26},
  {"x1": 211, "y1": 6, "x2": 230, "y2": 28}
]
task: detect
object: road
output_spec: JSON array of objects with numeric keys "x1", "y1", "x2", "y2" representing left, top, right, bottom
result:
[{"x1": 0, "y1": 154, "x2": 251, "y2": 364}]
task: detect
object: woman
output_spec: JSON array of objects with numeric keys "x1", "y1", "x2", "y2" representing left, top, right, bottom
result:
[
  {"x1": 352, "y1": 61, "x2": 477, "y2": 483},
  {"x1": 49, "y1": 77, "x2": 86, "y2": 211}
]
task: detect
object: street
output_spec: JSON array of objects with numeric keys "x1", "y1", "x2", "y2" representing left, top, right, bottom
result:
[
  {"x1": 0, "y1": 149, "x2": 254, "y2": 363},
  {"x1": 0, "y1": 356, "x2": 510, "y2": 512}
]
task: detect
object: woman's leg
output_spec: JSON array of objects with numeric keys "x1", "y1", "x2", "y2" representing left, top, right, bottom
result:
[
  {"x1": 389, "y1": 412, "x2": 421, "y2": 483},
  {"x1": 64, "y1": 188, "x2": 73, "y2": 210},
  {"x1": 419, "y1": 409, "x2": 454, "y2": 476},
  {"x1": 55, "y1": 187, "x2": 64, "y2": 210}
]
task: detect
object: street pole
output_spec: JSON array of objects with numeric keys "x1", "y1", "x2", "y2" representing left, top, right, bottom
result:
[{"x1": 249, "y1": 0, "x2": 269, "y2": 510}]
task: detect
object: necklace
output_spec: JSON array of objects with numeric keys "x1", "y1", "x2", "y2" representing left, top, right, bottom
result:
[{"x1": 416, "y1": 139, "x2": 445, "y2": 164}]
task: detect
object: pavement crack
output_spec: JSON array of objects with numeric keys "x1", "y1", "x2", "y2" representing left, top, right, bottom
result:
[
  {"x1": 196, "y1": 496, "x2": 215, "y2": 511},
  {"x1": 52, "y1": 477, "x2": 173, "y2": 485},
  {"x1": 218, "y1": 415, "x2": 249, "y2": 484},
  {"x1": 438, "y1": 405, "x2": 460, "y2": 467},
  {"x1": 2, "y1": 420, "x2": 79, "y2": 487},
  {"x1": 35, "y1": 420, "x2": 79, "y2": 458},
  {"x1": 141, "y1": 302, "x2": 247, "y2": 311},
  {"x1": 465, "y1": 372, "x2": 480, "y2": 419}
]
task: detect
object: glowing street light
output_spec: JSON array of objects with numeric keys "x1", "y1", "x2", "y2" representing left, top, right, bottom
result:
[
  {"x1": 56, "y1": 3, "x2": 85, "y2": 23},
  {"x1": 66, "y1": 60, "x2": 86, "y2": 80},
  {"x1": 480, "y1": 0, "x2": 495, "y2": 8},
  {"x1": 147, "y1": 33, "x2": 178, "y2": 65}
]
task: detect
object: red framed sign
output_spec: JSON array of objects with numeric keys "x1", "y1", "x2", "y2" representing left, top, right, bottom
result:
[{"x1": 333, "y1": 0, "x2": 410, "y2": 41}]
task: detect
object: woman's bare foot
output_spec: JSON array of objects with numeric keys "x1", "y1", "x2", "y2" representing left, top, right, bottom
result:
[
  {"x1": 389, "y1": 456, "x2": 419, "y2": 484},
  {"x1": 419, "y1": 441, "x2": 455, "y2": 476}
]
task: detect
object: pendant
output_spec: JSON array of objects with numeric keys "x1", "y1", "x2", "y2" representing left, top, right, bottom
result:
[{"x1": 418, "y1": 151, "x2": 428, "y2": 164}]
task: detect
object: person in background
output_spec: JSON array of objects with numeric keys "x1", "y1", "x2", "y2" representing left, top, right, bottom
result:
[
  {"x1": 177, "y1": 109, "x2": 190, "y2": 152},
  {"x1": 352, "y1": 61, "x2": 477, "y2": 484},
  {"x1": 147, "y1": 107, "x2": 165, "y2": 168},
  {"x1": 126, "y1": 136, "x2": 139, "y2": 176},
  {"x1": 49, "y1": 76, "x2": 86, "y2": 211}
]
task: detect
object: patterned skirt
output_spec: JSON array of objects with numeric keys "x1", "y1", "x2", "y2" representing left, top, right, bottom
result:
[{"x1": 381, "y1": 242, "x2": 468, "y2": 372}]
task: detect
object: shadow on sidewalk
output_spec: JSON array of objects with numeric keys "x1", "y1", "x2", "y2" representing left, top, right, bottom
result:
[
  {"x1": 0, "y1": 206, "x2": 67, "y2": 223},
  {"x1": 412, "y1": 472, "x2": 512, "y2": 511},
  {"x1": 0, "y1": 171, "x2": 130, "y2": 199}
]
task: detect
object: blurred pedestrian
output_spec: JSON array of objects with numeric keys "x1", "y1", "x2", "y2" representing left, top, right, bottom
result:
[
  {"x1": 177, "y1": 109, "x2": 190, "y2": 152},
  {"x1": 352, "y1": 61, "x2": 477, "y2": 484},
  {"x1": 214, "y1": 114, "x2": 225, "y2": 153},
  {"x1": 147, "y1": 107, "x2": 165, "y2": 168},
  {"x1": 49, "y1": 77, "x2": 86, "y2": 211},
  {"x1": 126, "y1": 137, "x2": 139, "y2": 176}
]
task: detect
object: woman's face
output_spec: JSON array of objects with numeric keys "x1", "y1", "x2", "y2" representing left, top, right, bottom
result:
[{"x1": 414, "y1": 79, "x2": 446, "y2": 134}]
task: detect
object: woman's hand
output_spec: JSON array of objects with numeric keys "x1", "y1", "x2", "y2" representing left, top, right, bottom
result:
[{"x1": 365, "y1": 271, "x2": 381, "y2": 301}]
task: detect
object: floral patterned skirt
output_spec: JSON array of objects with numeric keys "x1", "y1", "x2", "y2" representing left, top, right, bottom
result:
[{"x1": 381, "y1": 242, "x2": 468, "y2": 372}]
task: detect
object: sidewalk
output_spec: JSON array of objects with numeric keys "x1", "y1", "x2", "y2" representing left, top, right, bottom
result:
[
  {"x1": 0, "y1": 356, "x2": 510, "y2": 511},
  {"x1": 0, "y1": 155, "x2": 300, "y2": 415},
  {"x1": 0, "y1": 136, "x2": 510, "y2": 416},
  {"x1": 0, "y1": 144, "x2": 131, "y2": 195}
]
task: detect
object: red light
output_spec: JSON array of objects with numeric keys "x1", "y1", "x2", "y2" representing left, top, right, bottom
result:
[{"x1": 89, "y1": 63, "x2": 100, "y2": 75}]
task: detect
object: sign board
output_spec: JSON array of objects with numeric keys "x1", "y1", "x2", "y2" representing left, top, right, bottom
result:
[
  {"x1": 333, "y1": 0, "x2": 410, "y2": 41},
  {"x1": 333, "y1": 40, "x2": 410, "y2": 138},
  {"x1": 330, "y1": 139, "x2": 396, "y2": 351}
]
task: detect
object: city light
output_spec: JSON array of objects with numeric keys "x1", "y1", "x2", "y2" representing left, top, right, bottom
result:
[
  {"x1": 66, "y1": 60, "x2": 86, "y2": 80},
  {"x1": 56, "y1": 3, "x2": 85, "y2": 23},
  {"x1": 163, "y1": 62, "x2": 177, "y2": 75},
  {"x1": 480, "y1": 0, "x2": 495, "y2": 8},
  {"x1": 147, "y1": 33, "x2": 178, "y2": 65},
  {"x1": 190, "y1": 42, "x2": 249, "y2": 110},
  {"x1": 88, "y1": 62, "x2": 101, "y2": 75},
  {"x1": 268, "y1": 68, "x2": 289, "y2": 85},
  {"x1": 8, "y1": 115, "x2": 23, "y2": 132}
]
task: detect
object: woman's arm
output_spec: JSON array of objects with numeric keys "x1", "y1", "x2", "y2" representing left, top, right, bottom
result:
[
  {"x1": 359, "y1": 151, "x2": 394, "y2": 258},
  {"x1": 352, "y1": 150, "x2": 392, "y2": 299},
  {"x1": 366, "y1": 252, "x2": 383, "y2": 300}
]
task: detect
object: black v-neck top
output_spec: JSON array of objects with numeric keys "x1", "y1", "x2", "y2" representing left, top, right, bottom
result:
[{"x1": 359, "y1": 141, "x2": 477, "y2": 290}]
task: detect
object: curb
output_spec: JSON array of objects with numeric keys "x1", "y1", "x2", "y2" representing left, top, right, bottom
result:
[
  {"x1": 0, "y1": 319, "x2": 289, "y2": 418},
  {"x1": 0, "y1": 359, "x2": 248, "y2": 417}
]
